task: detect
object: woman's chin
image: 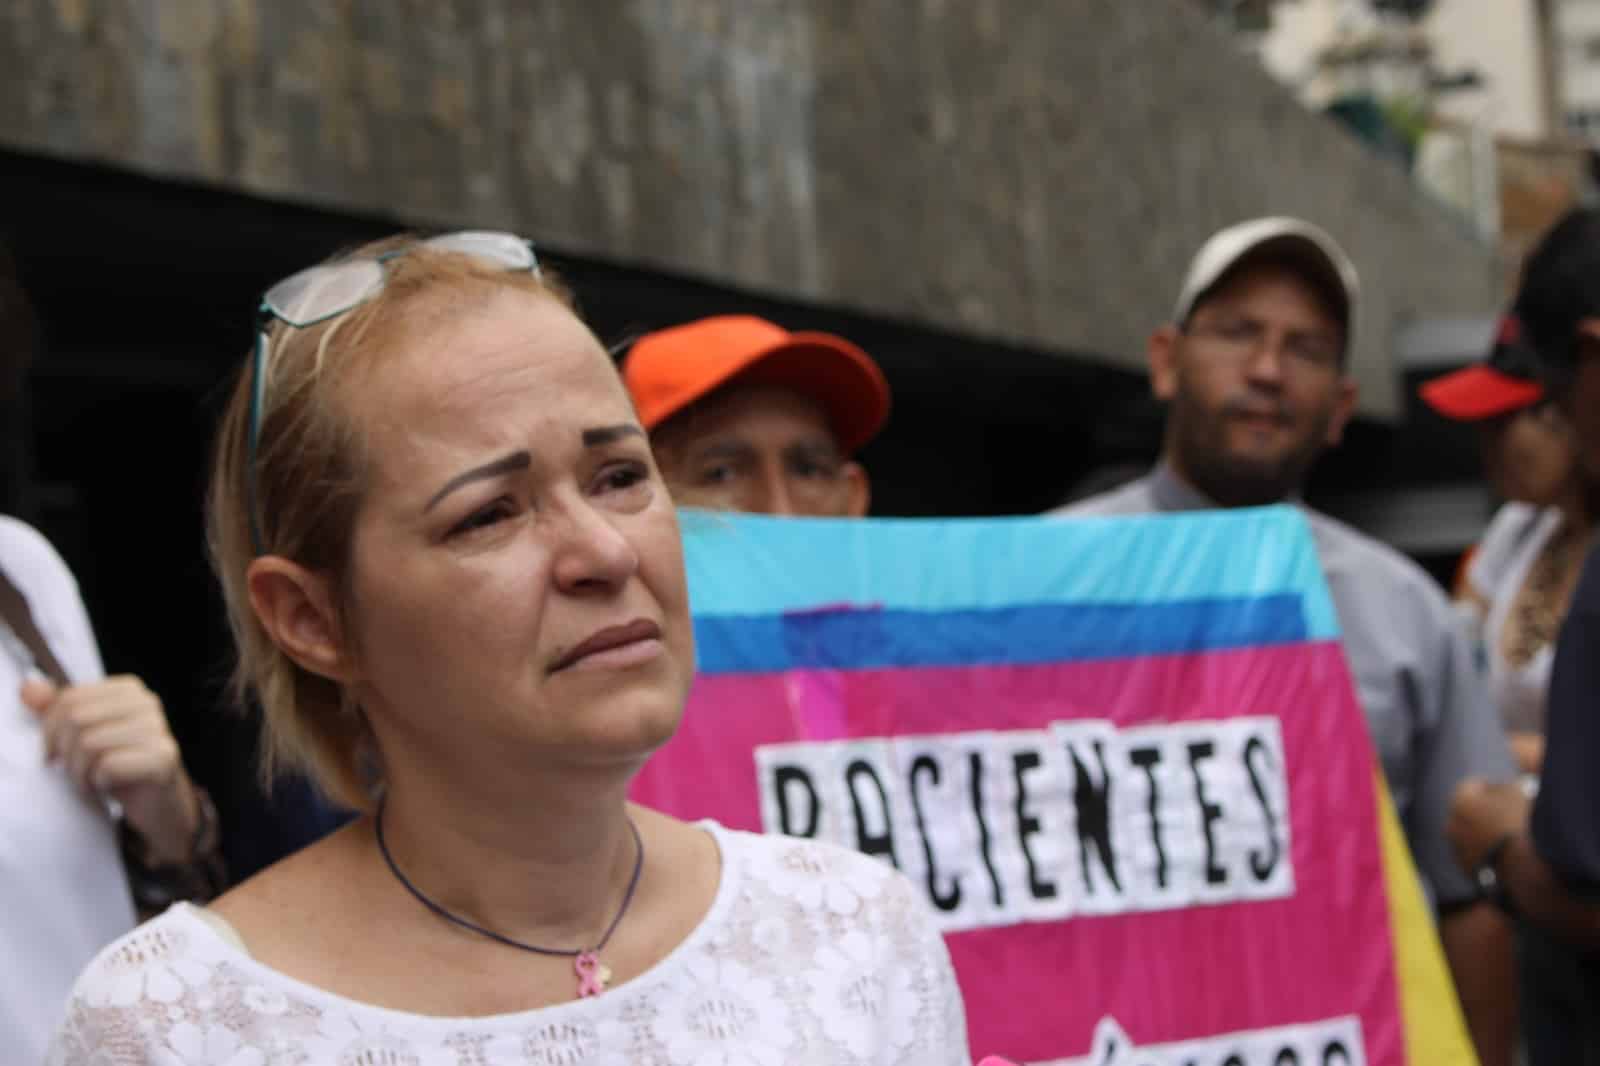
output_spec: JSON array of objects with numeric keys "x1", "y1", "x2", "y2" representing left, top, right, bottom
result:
[{"x1": 567, "y1": 694, "x2": 686, "y2": 767}]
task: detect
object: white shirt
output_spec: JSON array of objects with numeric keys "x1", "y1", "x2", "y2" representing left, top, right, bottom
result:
[
  {"x1": 1463, "y1": 502, "x2": 1563, "y2": 736},
  {"x1": 48, "y1": 823, "x2": 970, "y2": 1066},
  {"x1": 0, "y1": 517, "x2": 136, "y2": 1065}
]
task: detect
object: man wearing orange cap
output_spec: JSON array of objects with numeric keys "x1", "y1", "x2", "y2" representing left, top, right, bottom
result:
[{"x1": 622, "y1": 315, "x2": 890, "y2": 517}]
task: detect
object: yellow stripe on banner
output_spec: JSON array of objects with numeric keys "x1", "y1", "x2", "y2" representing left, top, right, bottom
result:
[{"x1": 1375, "y1": 771, "x2": 1479, "y2": 1065}]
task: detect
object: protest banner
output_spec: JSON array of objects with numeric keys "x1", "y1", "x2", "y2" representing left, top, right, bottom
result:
[{"x1": 631, "y1": 508, "x2": 1475, "y2": 1064}]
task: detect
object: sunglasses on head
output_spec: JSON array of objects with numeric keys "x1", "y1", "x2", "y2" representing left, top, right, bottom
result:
[{"x1": 246, "y1": 231, "x2": 541, "y2": 552}]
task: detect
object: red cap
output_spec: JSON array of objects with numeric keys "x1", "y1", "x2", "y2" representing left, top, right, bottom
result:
[
  {"x1": 1419, "y1": 366, "x2": 1543, "y2": 420},
  {"x1": 1418, "y1": 315, "x2": 1544, "y2": 420},
  {"x1": 622, "y1": 315, "x2": 890, "y2": 453}
]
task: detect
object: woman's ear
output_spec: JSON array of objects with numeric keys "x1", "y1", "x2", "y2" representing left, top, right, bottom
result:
[{"x1": 246, "y1": 556, "x2": 359, "y2": 683}]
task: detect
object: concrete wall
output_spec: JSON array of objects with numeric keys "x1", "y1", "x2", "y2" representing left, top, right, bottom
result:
[{"x1": 0, "y1": 0, "x2": 1505, "y2": 415}]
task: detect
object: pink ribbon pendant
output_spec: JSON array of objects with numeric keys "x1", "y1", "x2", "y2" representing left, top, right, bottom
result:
[{"x1": 574, "y1": 951, "x2": 610, "y2": 998}]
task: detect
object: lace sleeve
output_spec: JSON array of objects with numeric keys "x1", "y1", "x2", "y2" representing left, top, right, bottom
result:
[
  {"x1": 882, "y1": 866, "x2": 971, "y2": 1066},
  {"x1": 44, "y1": 992, "x2": 129, "y2": 1066},
  {"x1": 736, "y1": 832, "x2": 973, "y2": 1065},
  {"x1": 42, "y1": 914, "x2": 219, "y2": 1066}
]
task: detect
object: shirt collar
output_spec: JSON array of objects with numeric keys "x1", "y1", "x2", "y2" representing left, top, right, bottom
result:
[
  {"x1": 1147, "y1": 459, "x2": 1220, "y2": 512},
  {"x1": 1148, "y1": 458, "x2": 1305, "y2": 512}
]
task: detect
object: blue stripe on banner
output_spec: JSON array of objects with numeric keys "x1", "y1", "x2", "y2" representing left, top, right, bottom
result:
[
  {"x1": 678, "y1": 506, "x2": 1340, "y2": 641},
  {"x1": 691, "y1": 594, "x2": 1309, "y2": 674}
]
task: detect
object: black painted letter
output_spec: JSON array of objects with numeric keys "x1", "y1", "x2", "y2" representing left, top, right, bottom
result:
[
  {"x1": 1187, "y1": 741, "x2": 1227, "y2": 885},
  {"x1": 845, "y1": 759, "x2": 899, "y2": 867},
  {"x1": 910, "y1": 755, "x2": 962, "y2": 910},
  {"x1": 1012, "y1": 751, "x2": 1058, "y2": 900},
  {"x1": 969, "y1": 751, "x2": 1004, "y2": 907},
  {"x1": 774, "y1": 765, "x2": 819, "y2": 838},
  {"x1": 1244, "y1": 735, "x2": 1282, "y2": 882},
  {"x1": 1070, "y1": 740, "x2": 1122, "y2": 895},
  {"x1": 1128, "y1": 744, "x2": 1168, "y2": 889}
]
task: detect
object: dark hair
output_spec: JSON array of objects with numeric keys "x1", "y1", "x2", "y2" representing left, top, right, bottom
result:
[
  {"x1": 1514, "y1": 208, "x2": 1600, "y2": 376},
  {"x1": 0, "y1": 244, "x2": 39, "y2": 403}
]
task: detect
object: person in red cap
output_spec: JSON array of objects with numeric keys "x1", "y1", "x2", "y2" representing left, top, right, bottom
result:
[
  {"x1": 1446, "y1": 207, "x2": 1600, "y2": 1064},
  {"x1": 621, "y1": 315, "x2": 889, "y2": 518},
  {"x1": 1422, "y1": 316, "x2": 1593, "y2": 779}
]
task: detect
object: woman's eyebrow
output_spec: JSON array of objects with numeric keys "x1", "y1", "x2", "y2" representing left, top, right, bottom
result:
[
  {"x1": 424, "y1": 451, "x2": 533, "y2": 513},
  {"x1": 581, "y1": 424, "x2": 644, "y2": 447}
]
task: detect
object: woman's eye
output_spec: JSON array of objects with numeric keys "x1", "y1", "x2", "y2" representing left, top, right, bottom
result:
[
  {"x1": 597, "y1": 463, "x2": 649, "y2": 493},
  {"x1": 450, "y1": 500, "x2": 514, "y2": 536}
]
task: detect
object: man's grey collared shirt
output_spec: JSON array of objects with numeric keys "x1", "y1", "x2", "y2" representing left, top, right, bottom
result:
[{"x1": 1055, "y1": 463, "x2": 1515, "y2": 907}]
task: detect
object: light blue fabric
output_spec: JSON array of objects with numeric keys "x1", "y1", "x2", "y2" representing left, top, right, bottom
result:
[{"x1": 678, "y1": 506, "x2": 1340, "y2": 642}]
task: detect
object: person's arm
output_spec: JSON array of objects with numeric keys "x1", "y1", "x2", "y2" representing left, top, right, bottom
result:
[
  {"x1": 9, "y1": 520, "x2": 226, "y2": 906},
  {"x1": 22, "y1": 674, "x2": 225, "y2": 908},
  {"x1": 1502, "y1": 831, "x2": 1600, "y2": 947},
  {"x1": 1407, "y1": 591, "x2": 1519, "y2": 1066},
  {"x1": 1451, "y1": 781, "x2": 1600, "y2": 949},
  {"x1": 1437, "y1": 904, "x2": 1518, "y2": 1066},
  {"x1": 22, "y1": 675, "x2": 202, "y2": 858},
  {"x1": 1449, "y1": 548, "x2": 1600, "y2": 948},
  {"x1": 1508, "y1": 731, "x2": 1545, "y2": 776}
]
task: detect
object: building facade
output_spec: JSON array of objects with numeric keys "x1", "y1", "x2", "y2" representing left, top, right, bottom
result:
[{"x1": 0, "y1": 0, "x2": 1504, "y2": 417}]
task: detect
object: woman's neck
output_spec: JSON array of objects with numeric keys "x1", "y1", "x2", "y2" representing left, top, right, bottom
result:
[
  {"x1": 372, "y1": 759, "x2": 643, "y2": 951},
  {"x1": 1555, "y1": 479, "x2": 1600, "y2": 539}
]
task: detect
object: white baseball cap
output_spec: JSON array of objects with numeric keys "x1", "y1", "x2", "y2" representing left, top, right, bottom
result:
[{"x1": 1173, "y1": 217, "x2": 1360, "y2": 339}]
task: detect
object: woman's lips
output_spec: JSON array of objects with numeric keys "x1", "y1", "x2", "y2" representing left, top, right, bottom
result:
[{"x1": 551, "y1": 618, "x2": 664, "y2": 673}]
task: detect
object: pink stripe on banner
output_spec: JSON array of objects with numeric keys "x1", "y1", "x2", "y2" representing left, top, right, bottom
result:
[{"x1": 630, "y1": 642, "x2": 1402, "y2": 1065}]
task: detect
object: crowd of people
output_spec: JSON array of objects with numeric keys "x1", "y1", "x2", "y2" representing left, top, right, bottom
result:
[{"x1": 5, "y1": 206, "x2": 1600, "y2": 1064}]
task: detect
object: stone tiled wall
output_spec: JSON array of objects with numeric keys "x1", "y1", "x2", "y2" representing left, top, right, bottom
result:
[{"x1": 0, "y1": 0, "x2": 1504, "y2": 414}]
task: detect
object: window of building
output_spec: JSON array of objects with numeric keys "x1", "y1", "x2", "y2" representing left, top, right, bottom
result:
[{"x1": 1565, "y1": 108, "x2": 1600, "y2": 137}]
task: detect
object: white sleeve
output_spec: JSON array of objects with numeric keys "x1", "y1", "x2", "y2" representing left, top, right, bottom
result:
[
  {"x1": 1464, "y1": 503, "x2": 1541, "y2": 603},
  {"x1": 0, "y1": 516, "x2": 105, "y2": 683},
  {"x1": 44, "y1": 976, "x2": 155, "y2": 1066},
  {"x1": 921, "y1": 920, "x2": 971, "y2": 1066},
  {"x1": 880, "y1": 868, "x2": 972, "y2": 1066}
]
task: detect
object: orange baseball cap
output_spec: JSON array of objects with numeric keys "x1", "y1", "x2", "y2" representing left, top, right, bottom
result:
[{"x1": 621, "y1": 315, "x2": 891, "y2": 454}]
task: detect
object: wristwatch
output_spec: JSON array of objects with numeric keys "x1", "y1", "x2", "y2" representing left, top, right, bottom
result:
[{"x1": 1474, "y1": 832, "x2": 1520, "y2": 918}]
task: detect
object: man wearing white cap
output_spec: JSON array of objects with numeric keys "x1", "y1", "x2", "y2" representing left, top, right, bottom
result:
[{"x1": 1057, "y1": 218, "x2": 1517, "y2": 1066}]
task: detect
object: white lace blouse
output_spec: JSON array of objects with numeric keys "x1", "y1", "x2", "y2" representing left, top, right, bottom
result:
[{"x1": 46, "y1": 822, "x2": 971, "y2": 1065}]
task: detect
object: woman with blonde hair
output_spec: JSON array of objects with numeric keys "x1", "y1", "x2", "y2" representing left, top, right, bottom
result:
[{"x1": 48, "y1": 232, "x2": 967, "y2": 1065}]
